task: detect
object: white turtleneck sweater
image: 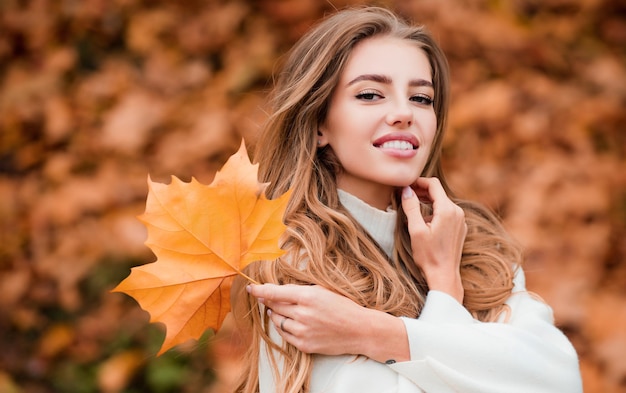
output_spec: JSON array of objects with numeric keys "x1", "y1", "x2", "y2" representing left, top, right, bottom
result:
[{"x1": 258, "y1": 190, "x2": 582, "y2": 393}]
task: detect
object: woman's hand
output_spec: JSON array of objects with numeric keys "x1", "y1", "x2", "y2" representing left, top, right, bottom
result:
[
  {"x1": 401, "y1": 177, "x2": 467, "y2": 303},
  {"x1": 246, "y1": 283, "x2": 409, "y2": 363}
]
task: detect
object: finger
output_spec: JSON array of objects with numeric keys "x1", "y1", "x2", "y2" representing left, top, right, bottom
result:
[
  {"x1": 279, "y1": 316, "x2": 295, "y2": 335},
  {"x1": 401, "y1": 186, "x2": 420, "y2": 212},
  {"x1": 264, "y1": 298, "x2": 297, "y2": 320},
  {"x1": 266, "y1": 308, "x2": 286, "y2": 332},
  {"x1": 267, "y1": 309, "x2": 300, "y2": 338},
  {"x1": 247, "y1": 283, "x2": 301, "y2": 304},
  {"x1": 415, "y1": 177, "x2": 459, "y2": 218},
  {"x1": 414, "y1": 177, "x2": 448, "y2": 204},
  {"x1": 401, "y1": 186, "x2": 427, "y2": 230}
]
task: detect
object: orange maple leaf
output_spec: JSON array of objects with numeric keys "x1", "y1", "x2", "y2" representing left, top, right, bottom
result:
[{"x1": 113, "y1": 141, "x2": 291, "y2": 354}]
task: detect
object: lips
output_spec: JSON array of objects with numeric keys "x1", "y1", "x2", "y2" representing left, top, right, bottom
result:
[{"x1": 373, "y1": 133, "x2": 419, "y2": 150}]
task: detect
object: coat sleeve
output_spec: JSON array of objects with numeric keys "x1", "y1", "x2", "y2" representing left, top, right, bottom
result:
[
  {"x1": 390, "y1": 269, "x2": 582, "y2": 393},
  {"x1": 389, "y1": 268, "x2": 583, "y2": 393}
]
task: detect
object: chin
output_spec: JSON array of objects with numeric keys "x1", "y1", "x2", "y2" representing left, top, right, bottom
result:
[{"x1": 387, "y1": 177, "x2": 419, "y2": 188}]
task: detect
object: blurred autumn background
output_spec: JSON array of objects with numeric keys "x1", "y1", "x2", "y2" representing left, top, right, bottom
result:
[{"x1": 0, "y1": 0, "x2": 624, "y2": 392}]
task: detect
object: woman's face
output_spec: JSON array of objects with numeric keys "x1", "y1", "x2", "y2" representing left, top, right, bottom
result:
[{"x1": 320, "y1": 36, "x2": 437, "y2": 210}]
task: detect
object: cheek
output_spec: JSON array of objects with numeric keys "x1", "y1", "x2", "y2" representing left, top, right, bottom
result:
[
  {"x1": 321, "y1": 104, "x2": 349, "y2": 141},
  {"x1": 424, "y1": 114, "x2": 438, "y2": 145}
]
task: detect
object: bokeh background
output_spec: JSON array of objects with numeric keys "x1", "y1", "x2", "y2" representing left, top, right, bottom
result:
[{"x1": 1, "y1": 0, "x2": 624, "y2": 392}]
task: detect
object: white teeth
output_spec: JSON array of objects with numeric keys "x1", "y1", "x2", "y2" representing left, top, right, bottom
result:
[{"x1": 379, "y1": 140, "x2": 414, "y2": 150}]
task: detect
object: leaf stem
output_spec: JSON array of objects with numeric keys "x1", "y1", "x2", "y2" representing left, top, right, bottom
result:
[{"x1": 238, "y1": 270, "x2": 260, "y2": 285}]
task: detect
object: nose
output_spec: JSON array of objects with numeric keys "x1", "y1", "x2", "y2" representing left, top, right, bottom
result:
[{"x1": 385, "y1": 100, "x2": 413, "y2": 128}]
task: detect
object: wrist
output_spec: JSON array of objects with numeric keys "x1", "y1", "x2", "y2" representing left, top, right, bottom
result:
[
  {"x1": 426, "y1": 272, "x2": 464, "y2": 304},
  {"x1": 360, "y1": 309, "x2": 410, "y2": 363}
]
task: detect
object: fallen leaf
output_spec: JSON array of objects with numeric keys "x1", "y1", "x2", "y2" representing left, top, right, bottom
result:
[
  {"x1": 113, "y1": 141, "x2": 290, "y2": 354},
  {"x1": 38, "y1": 323, "x2": 74, "y2": 358},
  {"x1": 97, "y1": 350, "x2": 145, "y2": 392}
]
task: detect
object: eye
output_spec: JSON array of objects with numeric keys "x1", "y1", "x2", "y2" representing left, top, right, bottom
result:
[
  {"x1": 410, "y1": 94, "x2": 434, "y2": 106},
  {"x1": 355, "y1": 90, "x2": 384, "y2": 101}
]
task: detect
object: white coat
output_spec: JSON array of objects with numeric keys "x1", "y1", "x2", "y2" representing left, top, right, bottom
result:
[{"x1": 258, "y1": 191, "x2": 582, "y2": 392}]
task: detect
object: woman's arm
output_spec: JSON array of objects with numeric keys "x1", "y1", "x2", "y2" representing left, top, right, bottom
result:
[
  {"x1": 390, "y1": 269, "x2": 582, "y2": 392},
  {"x1": 248, "y1": 283, "x2": 411, "y2": 363},
  {"x1": 250, "y1": 269, "x2": 582, "y2": 393},
  {"x1": 394, "y1": 178, "x2": 581, "y2": 391}
]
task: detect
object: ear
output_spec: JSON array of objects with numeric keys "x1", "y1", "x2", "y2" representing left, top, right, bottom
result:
[{"x1": 317, "y1": 128, "x2": 329, "y2": 147}]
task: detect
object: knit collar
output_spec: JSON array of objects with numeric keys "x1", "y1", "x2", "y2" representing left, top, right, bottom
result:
[{"x1": 337, "y1": 189, "x2": 397, "y2": 259}]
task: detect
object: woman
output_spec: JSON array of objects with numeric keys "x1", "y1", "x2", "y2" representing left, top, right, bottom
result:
[{"x1": 232, "y1": 6, "x2": 582, "y2": 393}]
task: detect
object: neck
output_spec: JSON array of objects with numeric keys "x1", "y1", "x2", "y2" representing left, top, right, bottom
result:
[{"x1": 336, "y1": 178, "x2": 394, "y2": 210}]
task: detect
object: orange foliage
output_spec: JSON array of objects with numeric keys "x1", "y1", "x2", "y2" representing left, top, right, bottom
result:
[{"x1": 113, "y1": 141, "x2": 290, "y2": 354}]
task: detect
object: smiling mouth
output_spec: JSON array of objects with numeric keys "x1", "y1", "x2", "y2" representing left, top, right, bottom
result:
[{"x1": 375, "y1": 140, "x2": 417, "y2": 150}]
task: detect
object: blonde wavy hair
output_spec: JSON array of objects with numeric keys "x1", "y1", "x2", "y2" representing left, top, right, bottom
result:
[{"x1": 232, "y1": 6, "x2": 521, "y2": 393}]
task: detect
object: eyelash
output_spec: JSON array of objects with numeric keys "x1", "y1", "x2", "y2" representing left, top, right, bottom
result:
[
  {"x1": 355, "y1": 91, "x2": 434, "y2": 106},
  {"x1": 355, "y1": 90, "x2": 383, "y2": 100},
  {"x1": 411, "y1": 94, "x2": 434, "y2": 106}
]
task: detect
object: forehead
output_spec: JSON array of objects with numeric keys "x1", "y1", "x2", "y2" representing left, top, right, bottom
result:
[{"x1": 341, "y1": 36, "x2": 432, "y2": 82}]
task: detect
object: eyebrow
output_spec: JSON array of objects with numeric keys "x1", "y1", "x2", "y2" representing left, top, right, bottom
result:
[{"x1": 346, "y1": 74, "x2": 433, "y2": 88}]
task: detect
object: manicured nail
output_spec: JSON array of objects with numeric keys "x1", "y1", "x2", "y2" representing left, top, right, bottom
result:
[
  {"x1": 402, "y1": 186, "x2": 413, "y2": 199},
  {"x1": 266, "y1": 308, "x2": 272, "y2": 316},
  {"x1": 246, "y1": 285, "x2": 252, "y2": 293}
]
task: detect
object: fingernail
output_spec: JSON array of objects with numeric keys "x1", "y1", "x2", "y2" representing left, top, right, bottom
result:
[
  {"x1": 402, "y1": 186, "x2": 413, "y2": 199},
  {"x1": 246, "y1": 285, "x2": 251, "y2": 293},
  {"x1": 266, "y1": 308, "x2": 272, "y2": 316}
]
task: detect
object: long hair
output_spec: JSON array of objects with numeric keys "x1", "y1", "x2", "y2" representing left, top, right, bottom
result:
[{"x1": 232, "y1": 6, "x2": 521, "y2": 393}]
